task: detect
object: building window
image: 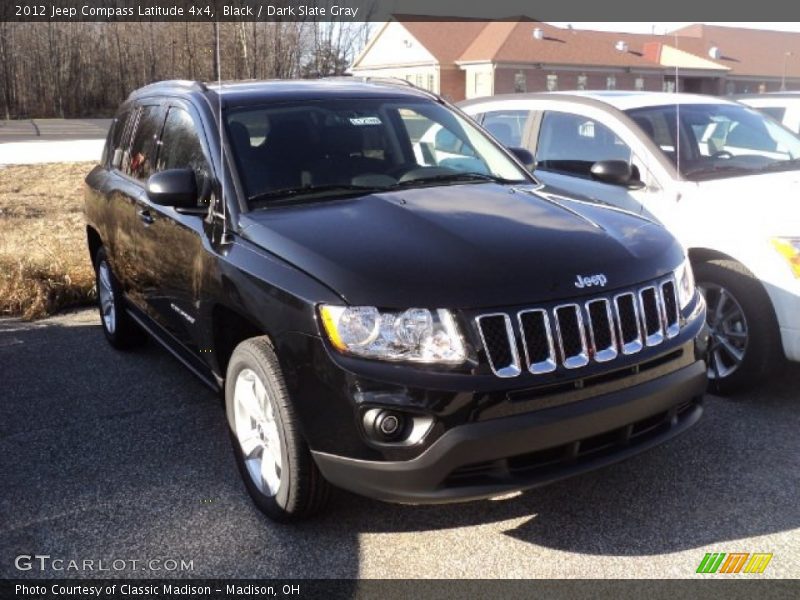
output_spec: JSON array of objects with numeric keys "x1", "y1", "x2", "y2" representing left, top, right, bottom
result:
[
  {"x1": 634, "y1": 77, "x2": 645, "y2": 91},
  {"x1": 662, "y1": 79, "x2": 676, "y2": 93},
  {"x1": 427, "y1": 73, "x2": 434, "y2": 91},
  {"x1": 725, "y1": 81, "x2": 736, "y2": 95},
  {"x1": 606, "y1": 75, "x2": 616, "y2": 90},
  {"x1": 577, "y1": 74, "x2": 588, "y2": 90},
  {"x1": 415, "y1": 73, "x2": 423, "y2": 87},
  {"x1": 514, "y1": 71, "x2": 527, "y2": 93},
  {"x1": 546, "y1": 74, "x2": 558, "y2": 92}
]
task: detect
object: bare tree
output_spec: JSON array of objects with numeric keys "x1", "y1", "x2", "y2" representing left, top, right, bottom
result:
[{"x1": 0, "y1": 19, "x2": 371, "y2": 118}]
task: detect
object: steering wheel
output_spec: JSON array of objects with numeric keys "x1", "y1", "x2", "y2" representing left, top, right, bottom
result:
[{"x1": 711, "y1": 150, "x2": 734, "y2": 159}]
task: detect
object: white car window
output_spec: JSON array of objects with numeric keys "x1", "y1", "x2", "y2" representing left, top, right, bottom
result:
[
  {"x1": 482, "y1": 110, "x2": 530, "y2": 147},
  {"x1": 536, "y1": 111, "x2": 632, "y2": 179},
  {"x1": 626, "y1": 103, "x2": 800, "y2": 180}
]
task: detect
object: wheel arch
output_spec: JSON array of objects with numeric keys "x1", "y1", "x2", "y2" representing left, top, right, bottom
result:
[
  {"x1": 211, "y1": 304, "x2": 273, "y2": 379},
  {"x1": 688, "y1": 246, "x2": 780, "y2": 319},
  {"x1": 86, "y1": 225, "x2": 103, "y2": 264},
  {"x1": 687, "y1": 246, "x2": 741, "y2": 267}
]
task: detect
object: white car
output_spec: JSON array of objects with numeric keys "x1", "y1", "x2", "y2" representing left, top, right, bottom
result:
[
  {"x1": 736, "y1": 92, "x2": 800, "y2": 136},
  {"x1": 457, "y1": 91, "x2": 800, "y2": 393}
]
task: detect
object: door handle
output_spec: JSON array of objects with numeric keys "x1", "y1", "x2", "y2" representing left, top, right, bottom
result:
[{"x1": 137, "y1": 209, "x2": 154, "y2": 225}]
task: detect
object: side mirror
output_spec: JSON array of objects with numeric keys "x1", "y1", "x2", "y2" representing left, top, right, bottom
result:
[
  {"x1": 507, "y1": 146, "x2": 535, "y2": 169},
  {"x1": 146, "y1": 169, "x2": 198, "y2": 207},
  {"x1": 590, "y1": 160, "x2": 645, "y2": 189}
]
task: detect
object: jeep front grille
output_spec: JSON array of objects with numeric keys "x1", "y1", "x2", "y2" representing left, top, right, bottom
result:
[{"x1": 476, "y1": 277, "x2": 681, "y2": 378}]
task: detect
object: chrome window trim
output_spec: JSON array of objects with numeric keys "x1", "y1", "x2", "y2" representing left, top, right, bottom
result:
[{"x1": 475, "y1": 313, "x2": 521, "y2": 378}]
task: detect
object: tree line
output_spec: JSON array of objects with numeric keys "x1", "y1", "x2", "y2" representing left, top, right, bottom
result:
[{"x1": 0, "y1": 19, "x2": 371, "y2": 119}]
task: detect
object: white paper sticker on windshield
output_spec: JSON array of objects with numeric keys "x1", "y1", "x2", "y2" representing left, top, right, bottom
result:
[{"x1": 349, "y1": 117, "x2": 382, "y2": 126}]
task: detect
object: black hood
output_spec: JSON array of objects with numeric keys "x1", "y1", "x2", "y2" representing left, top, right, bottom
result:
[{"x1": 239, "y1": 183, "x2": 683, "y2": 309}]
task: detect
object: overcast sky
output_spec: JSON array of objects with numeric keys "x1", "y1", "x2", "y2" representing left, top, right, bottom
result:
[{"x1": 548, "y1": 22, "x2": 800, "y2": 34}]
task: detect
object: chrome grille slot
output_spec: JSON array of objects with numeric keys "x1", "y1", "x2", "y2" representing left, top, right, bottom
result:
[
  {"x1": 660, "y1": 279, "x2": 680, "y2": 338},
  {"x1": 518, "y1": 309, "x2": 557, "y2": 374},
  {"x1": 639, "y1": 286, "x2": 664, "y2": 346},
  {"x1": 614, "y1": 292, "x2": 643, "y2": 355},
  {"x1": 476, "y1": 314, "x2": 520, "y2": 378},
  {"x1": 553, "y1": 304, "x2": 589, "y2": 369},
  {"x1": 586, "y1": 298, "x2": 618, "y2": 362}
]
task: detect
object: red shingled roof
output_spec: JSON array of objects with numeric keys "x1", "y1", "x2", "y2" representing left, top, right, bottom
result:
[
  {"x1": 671, "y1": 24, "x2": 800, "y2": 78},
  {"x1": 393, "y1": 16, "x2": 490, "y2": 65},
  {"x1": 458, "y1": 21, "x2": 667, "y2": 69},
  {"x1": 386, "y1": 17, "x2": 800, "y2": 80}
]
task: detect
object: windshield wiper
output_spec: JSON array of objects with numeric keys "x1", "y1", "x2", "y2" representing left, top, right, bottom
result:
[
  {"x1": 397, "y1": 172, "x2": 524, "y2": 187},
  {"x1": 681, "y1": 164, "x2": 755, "y2": 179},
  {"x1": 248, "y1": 183, "x2": 388, "y2": 206},
  {"x1": 758, "y1": 157, "x2": 800, "y2": 173}
]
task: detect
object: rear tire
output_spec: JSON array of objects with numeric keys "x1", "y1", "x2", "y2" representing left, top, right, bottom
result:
[
  {"x1": 93, "y1": 247, "x2": 146, "y2": 350},
  {"x1": 694, "y1": 259, "x2": 782, "y2": 395},
  {"x1": 225, "y1": 337, "x2": 330, "y2": 521}
]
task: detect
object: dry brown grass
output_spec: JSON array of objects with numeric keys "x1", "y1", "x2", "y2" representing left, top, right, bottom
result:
[{"x1": 0, "y1": 162, "x2": 97, "y2": 319}]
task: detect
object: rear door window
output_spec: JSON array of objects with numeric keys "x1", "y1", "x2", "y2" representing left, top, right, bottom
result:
[
  {"x1": 126, "y1": 104, "x2": 166, "y2": 181},
  {"x1": 106, "y1": 109, "x2": 132, "y2": 169}
]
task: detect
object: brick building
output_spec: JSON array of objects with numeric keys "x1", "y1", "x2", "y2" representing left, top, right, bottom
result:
[{"x1": 351, "y1": 18, "x2": 800, "y2": 101}]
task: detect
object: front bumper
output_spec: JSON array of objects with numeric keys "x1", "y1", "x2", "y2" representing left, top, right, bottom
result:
[{"x1": 312, "y1": 359, "x2": 706, "y2": 504}]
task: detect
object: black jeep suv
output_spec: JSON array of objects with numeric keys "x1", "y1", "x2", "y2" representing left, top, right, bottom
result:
[{"x1": 85, "y1": 79, "x2": 707, "y2": 521}]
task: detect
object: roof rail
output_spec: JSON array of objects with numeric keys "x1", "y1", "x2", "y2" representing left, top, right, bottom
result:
[
  {"x1": 324, "y1": 75, "x2": 421, "y2": 89},
  {"x1": 130, "y1": 79, "x2": 209, "y2": 96},
  {"x1": 322, "y1": 75, "x2": 443, "y2": 100}
]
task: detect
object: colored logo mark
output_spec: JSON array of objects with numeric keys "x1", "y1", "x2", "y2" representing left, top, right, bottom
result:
[{"x1": 696, "y1": 552, "x2": 773, "y2": 574}]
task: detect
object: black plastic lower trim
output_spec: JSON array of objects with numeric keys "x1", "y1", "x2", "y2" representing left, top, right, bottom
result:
[{"x1": 312, "y1": 360, "x2": 707, "y2": 504}]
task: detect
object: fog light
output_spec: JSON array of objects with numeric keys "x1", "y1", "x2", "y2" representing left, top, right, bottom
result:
[
  {"x1": 378, "y1": 413, "x2": 401, "y2": 436},
  {"x1": 362, "y1": 408, "x2": 407, "y2": 442}
]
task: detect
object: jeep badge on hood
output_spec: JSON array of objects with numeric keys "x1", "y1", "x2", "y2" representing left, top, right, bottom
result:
[{"x1": 575, "y1": 274, "x2": 608, "y2": 288}]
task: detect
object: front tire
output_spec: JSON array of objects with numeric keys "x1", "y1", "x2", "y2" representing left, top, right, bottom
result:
[
  {"x1": 225, "y1": 337, "x2": 330, "y2": 521},
  {"x1": 93, "y1": 247, "x2": 146, "y2": 350},
  {"x1": 694, "y1": 259, "x2": 782, "y2": 395}
]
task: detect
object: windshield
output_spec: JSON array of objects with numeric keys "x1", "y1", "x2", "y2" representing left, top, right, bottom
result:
[
  {"x1": 625, "y1": 103, "x2": 800, "y2": 181},
  {"x1": 225, "y1": 98, "x2": 531, "y2": 204}
]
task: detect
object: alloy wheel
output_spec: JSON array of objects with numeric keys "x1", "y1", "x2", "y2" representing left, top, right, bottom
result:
[
  {"x1": 699, "y1": 282, "x2": 748, "y2": 380},
  {"x1": 97, "y1": 261, "x2": 116, "y2": 335},
  {"x1": 233, "y1": 368, "x2": 283, "y2": 496}
]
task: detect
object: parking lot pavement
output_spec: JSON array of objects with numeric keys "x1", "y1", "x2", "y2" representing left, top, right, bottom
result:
[
  {"x1": 0, "y1": 119, "x2": 111, "y2": 165},
  {"x1": 0, "y1": 139, "x2": 105, "y2": 165},
  {"x1": 0, "y1": 119, "x2": 112, "y2": 142},
  {"x1": 1, "y1": 308, "x2": 798, "y2": 579}
]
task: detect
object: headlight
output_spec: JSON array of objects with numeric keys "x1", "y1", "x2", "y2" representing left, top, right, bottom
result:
[
  {"x1": 771, "y1": 237, "x2": 800, "y2": 278},
  {"x1": 319, "y1": 305, "x2": 466, "y2": 364},
  {"x1": 673, "y1": 258, "x2": 696, "y2": 310}
]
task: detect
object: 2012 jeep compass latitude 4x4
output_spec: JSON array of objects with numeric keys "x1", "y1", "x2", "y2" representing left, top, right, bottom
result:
[{"x1": 85, "y1": 79, "x2": 707, "y2": 521}]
